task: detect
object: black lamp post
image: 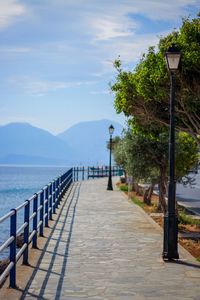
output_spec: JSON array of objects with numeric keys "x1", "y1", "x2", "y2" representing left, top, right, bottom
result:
[
  {"x1": 163, "y1": 45, "x2": 181, "y2": 260},
  {"x1": 107, "y1": 124, "x2": 114, "y2": 190}
]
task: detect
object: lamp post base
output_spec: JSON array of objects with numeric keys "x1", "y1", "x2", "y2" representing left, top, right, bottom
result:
[
  {"x1": 163, "y1": 213, "x2": 179, "y2": 260},
  {"x1": 107, "y1": 176, "x2": 113, "y2": 190}
]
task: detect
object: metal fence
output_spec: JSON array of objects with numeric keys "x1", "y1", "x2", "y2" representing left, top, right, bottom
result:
[
  {"x1": 73, "y1": 166, "x2": 123, "y2": 181},
  {"x1": 0, "y1": 168, "x2": 73, "y2": 288},
  {"x1": 0, "y1": 165, "x2": 123, "y2": 288}
]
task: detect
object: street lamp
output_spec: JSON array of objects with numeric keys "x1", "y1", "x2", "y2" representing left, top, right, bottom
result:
[
  {"x1": 163, "y1": 45, "x2": 181, "y2": 260},
  {"x1": 107, "y1": 124, "x2": 114, "y2": 190}
]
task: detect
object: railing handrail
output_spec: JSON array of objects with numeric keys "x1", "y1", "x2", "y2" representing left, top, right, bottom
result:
[
  {"x1": 0, "y1": 168, "x2": 73, "y2": 288},
  {"x1": 0, "y1": 165, "x2": 123, "y2": 288},
  {"x1": 0, "y1": 211, "x2": 15, "y2": 224},
  {"x1": 73, "y1": 165, "x2": 123, "y2": 181}
]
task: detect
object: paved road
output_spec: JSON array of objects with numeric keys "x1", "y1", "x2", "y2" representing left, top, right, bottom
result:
[
  {"x1": 177, "y1": 171, "x2": 200, "y2": 215},
  {"x1": 1, "y1": 178, "x2": 200, "y2": 300}
]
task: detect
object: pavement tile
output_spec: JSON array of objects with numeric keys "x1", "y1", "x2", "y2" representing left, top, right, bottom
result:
[{"x1": 1, "y1": 179, "x2": 200, "y2": 299}]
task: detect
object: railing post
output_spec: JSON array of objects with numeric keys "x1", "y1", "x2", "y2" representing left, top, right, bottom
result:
[
  {"x1": 57, "y1": 177, "x2": 61, "y2": 205},
  {"x1": 39, "y1": 190, "x2": 44, "y2": 237},
  {"x1": 32, "y1": 194, "x2": 38, "y2": 249},
  {"x1": 55, "y1": 178, "x2": 59, "y2": 208},
  {"x1": 10, "y1": 209, "x2": 17, "y2": 288},
  {"x1": 87, "y1": 166, "x2": 89, "y2": 179},
  {"x1": 45, "y1": 187, "x2": 49, "y2": 227},
  {"x1": 82, "y1": 167, "x2": 84, "y2": 180},
  {"x1": 62, "y1": 175, "x2": 64, "y2": 196},
  {"x1": 23, "y1": 200, "x2": 30, "y2": 265},
  {"x1": 60, "y1": 176, "x2": 63, "y2": 199},
  {"x1": 52, "y1": 181, "x2": 56, "y2": 214},
  {"x1": 49, "y1": 184, "x2": 53, "y2": 220},
  {"x1": 76, "y1": 167, "x2": 78, "y2": 181},
  {"x1": 70, "y1": 168, "x2": 73, "y2": 185}
]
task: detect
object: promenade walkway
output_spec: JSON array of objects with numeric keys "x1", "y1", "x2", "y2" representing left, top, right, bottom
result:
[{"x1": 1, "y1": 178, "x2": 200, "y2": 299}]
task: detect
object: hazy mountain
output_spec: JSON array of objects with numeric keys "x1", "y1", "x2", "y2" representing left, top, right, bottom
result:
[
  {"x1": 0, "y1": 123, "x2": 74, "y2": 165},
  {"x1": 57, "y1": 119, "x2": 123, "y2": 165},
  {"x1": 0, "y1": 120, "x2": 123, "y2": 165}
]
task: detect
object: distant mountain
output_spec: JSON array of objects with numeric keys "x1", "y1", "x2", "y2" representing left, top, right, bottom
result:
[
  {"x1": 0, "y1": 120, "x2": 123, "y2": 166},
  {"x1": 57, "y1": 119, "x2": 123, "y2": 165},
  {"x1": 0, "y1": 123, "x2": 75, "y2": 165}
]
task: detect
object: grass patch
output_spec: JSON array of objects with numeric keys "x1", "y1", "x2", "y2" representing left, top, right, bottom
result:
[
  {"x1": 131, "y1": 197, "x2": 145, "y2": 208},
  {"x1": 118, "y1": 183, "x2": 157, "y2": 212},
  {"x1": 119, "y1": 184, "x2": 128, "y2": 192},
  {"x1": 178, "y1": 212, "x2": 200, "y2": 226},
  {"x1": 197, "y1": 257, "x2": 200, "y2": 262}
]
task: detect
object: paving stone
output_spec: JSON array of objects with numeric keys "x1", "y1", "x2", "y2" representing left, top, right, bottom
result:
[{"x1": 1, "y1": 179, "x2": 200, "y2": 299}]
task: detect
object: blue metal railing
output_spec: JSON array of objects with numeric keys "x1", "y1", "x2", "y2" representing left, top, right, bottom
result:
[
  {"x1": 0, "y1": 168, "x2": 73, "y2": 288},
  {"x1": 73, "y1": 165, "x2": 123, "y2": 181},
  {"x1": 0, "y1": 165, "x2": 122, "y2": 289}
]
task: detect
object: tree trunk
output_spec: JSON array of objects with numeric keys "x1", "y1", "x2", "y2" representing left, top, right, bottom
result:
[
  {"x1": 143, "y1": 184, "x2": 154, "y2": 205},
  {"x1": 125, "y1": 170, "x2": 128, "y2": 183},
  {"x1": 127, "y1": 176, "x2": 133, "y2": 200},
  {"x1": 132, "y1": 181, "x2": 139, "y2": 193}
]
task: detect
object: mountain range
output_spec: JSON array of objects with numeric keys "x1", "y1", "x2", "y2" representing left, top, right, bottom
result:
[{"x1": 0, "y1": 120, "x2": 123, "y2": 166}]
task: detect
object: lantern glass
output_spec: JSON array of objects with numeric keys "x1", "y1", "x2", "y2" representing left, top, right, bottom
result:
[
  {"x1": 165, "y1": 52, "x2": 181, "y2": 71},
  {"x1": 109, "y1": 125, "x2": 114, "y2": 135}
]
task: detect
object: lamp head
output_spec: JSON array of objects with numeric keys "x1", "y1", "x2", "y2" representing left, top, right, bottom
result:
[
  {"x1": 165, "y1": 44, "x2": 181, "y2": 72},
  {"x1": 108, "y1": 124, "x2": 114, "y2": 136}
]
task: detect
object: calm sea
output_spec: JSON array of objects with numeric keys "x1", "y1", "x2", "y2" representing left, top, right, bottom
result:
[{"x1": 0, "y1": 165, "x2": 69, "y2": 259}]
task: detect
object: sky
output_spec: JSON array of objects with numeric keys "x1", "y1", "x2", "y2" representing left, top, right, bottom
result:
[{"x1": 0, "y1": 0, "x2": 199, "y2": 134}]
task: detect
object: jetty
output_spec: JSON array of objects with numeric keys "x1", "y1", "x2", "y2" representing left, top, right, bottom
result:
[{"x1": 0, "y1": 169, "x2": 200, "y2": 299}]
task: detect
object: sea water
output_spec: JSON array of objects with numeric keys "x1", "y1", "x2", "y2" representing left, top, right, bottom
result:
[{"x1": 0, "y1": 165, "x2": 69, "y2": 259}]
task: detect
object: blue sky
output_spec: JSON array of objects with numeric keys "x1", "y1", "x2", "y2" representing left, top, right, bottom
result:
[{"x1": 0, "y1": 0, "x2": 199, "y2": 134}]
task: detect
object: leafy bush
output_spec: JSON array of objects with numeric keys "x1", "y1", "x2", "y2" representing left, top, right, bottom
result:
[
  {"x1": 178, "y1": 213, "x2": 200, "y2": 226},
  {"x1": 119, "y1": 184, "x2": 128, "y2": 192}
]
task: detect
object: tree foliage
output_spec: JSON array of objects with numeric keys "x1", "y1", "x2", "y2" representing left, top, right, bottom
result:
[
  {"x1": 111, "y1": 14, "x2": 200, "y2": 142},
  {"x1": 111, "y1": 14, "x2": 200, "y2": 212},
  {"x1": 113, "y1": 129, "x2": 199, "y2": 213}
]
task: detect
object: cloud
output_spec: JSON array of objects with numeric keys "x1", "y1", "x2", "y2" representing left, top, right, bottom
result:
[
  {"x1": 0, "y1": 115, "x2": 36, "y2": 126},
  {"x1": 0, "y1": 0, "x2": 26, "y2": 29},
  {"x1": 72, "y1": 0, "x2": 198, "y2": 69},
  {"x1": 90, "y1": 90, "x2": 110, "y2": 95},
  {"x1": 0, "y1": 47, "x2": 32, "y2": 53},
  {"x1": 1, "y1": 1, "x2": 199, "y2": 85},
  {"x1": 90, "y1": 16, "x2": 137, "y2": 41},
  {"x1": 102, "y1": 31, "x2": 170, "y2": 64},
  {"x1": 84, "y1": 0, "x2": 198, "y2": 42},
  {"x1": 132, "y1": 0, "x2": 198, "y2": 20},
  {"x1": 9, "y1": 76, "x2": 96, "y2": 95}
]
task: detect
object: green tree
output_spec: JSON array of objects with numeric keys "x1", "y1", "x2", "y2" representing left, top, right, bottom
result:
[
  {"x1": 111, "y1": 14, "x2": 200, "y2": 212},
  {"x1": 111, "y1": 14, "x2": 200, "y2": 143},
  {"x1": 113, "y1": 128, "x2": 199, "y2": 213}
]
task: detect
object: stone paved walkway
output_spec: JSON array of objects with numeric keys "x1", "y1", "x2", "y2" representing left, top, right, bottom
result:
[{"x1": 1, "y1": 178, "x2": 200, "y2": 299}]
